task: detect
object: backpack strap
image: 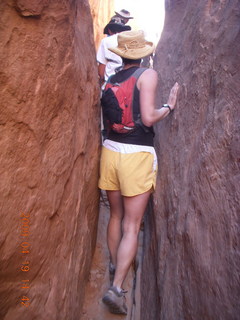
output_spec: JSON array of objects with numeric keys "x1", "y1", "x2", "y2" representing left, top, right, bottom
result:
[
  {"x1": 131, "y1": 68, "x2": 152, "y2": 133},
  {"x1": 107, "y1": 67, "x2": 148, "y2": 85},
  {"x1": 131, "y1": 67, "x2": 148, "y2": 80},
  {"x1": 106, "y1": 73, "x2": 115, "y2": 84}
]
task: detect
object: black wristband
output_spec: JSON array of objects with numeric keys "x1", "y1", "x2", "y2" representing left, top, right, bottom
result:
[{"x1": 162, "y1": 104, "x2": 172, "y2": 113}]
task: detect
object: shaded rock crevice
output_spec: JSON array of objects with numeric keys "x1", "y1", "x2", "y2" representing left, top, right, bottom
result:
[{"x1": 141, "y1": 1, "x2": 240, "y2": 319}]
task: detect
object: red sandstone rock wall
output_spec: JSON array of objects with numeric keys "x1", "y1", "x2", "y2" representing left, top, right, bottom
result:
[
  {"x1": 0, "y1": 1, "x2": 100, "y2": 319},
  {"x1": 141, "y1": 1, "x2": 240, "y2": 319},
  {"x1": 89, "y1": 0, "x2": 114, "y2": 49}
]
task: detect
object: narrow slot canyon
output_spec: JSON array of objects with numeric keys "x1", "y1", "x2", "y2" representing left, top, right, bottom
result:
[
  {"x1": 81, "y1": 192, "x2": 146, "y2": 320},
  {"x1": 0, "y1": 1, "x2": 239, "y2": 320}
]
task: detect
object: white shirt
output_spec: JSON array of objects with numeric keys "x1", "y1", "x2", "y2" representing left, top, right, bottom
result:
[{"x1": 97, "y1": 34, "x2": 122, "y2": 81}]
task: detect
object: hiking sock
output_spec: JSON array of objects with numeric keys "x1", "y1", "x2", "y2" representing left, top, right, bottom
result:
[
  {"x1": 115, "y1": 286, "x2": 123, "y2": 294},
  {"x1": 109, "y1": 262, "x2": 115, "y2": 272}
]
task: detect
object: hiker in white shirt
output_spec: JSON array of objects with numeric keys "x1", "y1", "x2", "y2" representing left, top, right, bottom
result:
[{"x1": 97, "y1": 18, "x2": 130, "y2": 88}]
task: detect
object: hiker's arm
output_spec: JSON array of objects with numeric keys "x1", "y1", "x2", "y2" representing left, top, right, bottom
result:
[
  {"x1": 98, "y1": 63, "x2": 106, "y2": 87},
  {"x1": 139, "y1": 69, "x2": 179, "y2": 127},
  {"x1": 96, "y1": 39, "x2": 107, "y2": 87}
]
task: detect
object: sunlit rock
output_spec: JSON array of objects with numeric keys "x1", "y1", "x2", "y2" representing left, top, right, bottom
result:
[
  {"x1": 89, "y1": 0, "x2": 114, "y2": 49},
  {"x1": 0, "y1": 0, "x2": 100, "y2": 319}
]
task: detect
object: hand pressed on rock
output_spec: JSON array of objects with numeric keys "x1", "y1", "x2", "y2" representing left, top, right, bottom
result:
[{"x1": 167, "y1": 82, "x2": 180, "y2": 110}]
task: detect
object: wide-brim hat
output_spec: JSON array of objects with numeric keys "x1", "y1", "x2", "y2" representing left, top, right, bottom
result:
[
  {"x1": 109, "y1": 30, "x2": 155, "y2": 59},
  {"x1": 103, "y1": 17, "x2": 131, "y2": 35},
  {"x1": 115, "y1": 9, "x2": 133, "y2": 19}
]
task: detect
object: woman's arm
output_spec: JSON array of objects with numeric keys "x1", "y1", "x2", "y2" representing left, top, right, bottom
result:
[{"x1": 138, "y1": 69, "x2": 179, "y2": 127}]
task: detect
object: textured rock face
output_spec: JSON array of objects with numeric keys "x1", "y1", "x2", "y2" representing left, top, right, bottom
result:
[
  {"x1": 89, "y1": 0, "x2": 114, "y2": 49},
  {"x1": 141, "y1": 1, "x2": 240, "y2": 319},
  {"x1": 0, "y1": 1, "x2": 100, "y2": 319}
]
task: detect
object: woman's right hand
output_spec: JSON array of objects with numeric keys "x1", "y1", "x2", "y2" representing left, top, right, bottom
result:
[{"x1": 167, "y1": 82, "x2": 180, "y2": 110}]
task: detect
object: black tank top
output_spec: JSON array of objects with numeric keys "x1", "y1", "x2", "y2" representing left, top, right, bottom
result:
[{"x1": 107, "y1": 66, "x2": 154, "y2": 147}]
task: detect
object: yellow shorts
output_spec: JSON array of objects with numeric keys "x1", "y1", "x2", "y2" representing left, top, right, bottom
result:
[{"x1": 98, "y1": 146, "x2": 157, "y2": 197}]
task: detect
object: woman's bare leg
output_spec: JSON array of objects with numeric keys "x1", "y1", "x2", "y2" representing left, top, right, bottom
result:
[
  {"x1": 106, "y1": 190, "x2": 124, "y2": 266},
  {"x1": 113, "y1": 190, "x2": 151, "y2": 289}
]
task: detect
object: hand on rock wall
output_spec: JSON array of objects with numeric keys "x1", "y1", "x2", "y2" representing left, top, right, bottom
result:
[{"x1": 167, "y1": 82, "x2": 179, "y2": 110}]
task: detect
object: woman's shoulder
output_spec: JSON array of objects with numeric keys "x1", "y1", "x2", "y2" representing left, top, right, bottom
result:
[
  {"x1": 138, "y1": 68, "x2": 158, "y2": 88},
  {"x1": 141, "y1": 68, "x2": 158, "y2": 77}
]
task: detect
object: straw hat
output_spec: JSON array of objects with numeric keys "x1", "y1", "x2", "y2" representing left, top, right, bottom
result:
[
  {"x1": 109, "y1": 30, "x2": 155, "y2": 59},
  {"x1": 115, "y1": 9, "x2": 133, "y2": 20}
]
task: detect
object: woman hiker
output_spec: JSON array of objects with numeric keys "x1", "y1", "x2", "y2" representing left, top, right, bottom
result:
[{"x1": 98, "y1": 30, "x2": 180, "y2": 315}]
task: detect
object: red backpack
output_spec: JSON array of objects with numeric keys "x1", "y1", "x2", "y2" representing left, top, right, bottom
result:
[{"x1": 101, "y1": 68, "x2": 146, "y2": 134}]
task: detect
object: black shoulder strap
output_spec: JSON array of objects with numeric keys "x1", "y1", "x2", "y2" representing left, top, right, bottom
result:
[
  {"x1": 106, "y1": 74, "x2": 114, "y2": 85},
  {"x1": 107, "y1": 67, "x2": 148, "y2": 85},
  {"x1": 131, "y1": 67, "x2": 148, "y2": 79}
]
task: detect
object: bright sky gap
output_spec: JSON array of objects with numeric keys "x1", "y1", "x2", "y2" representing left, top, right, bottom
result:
[{"x1": 114, "y1": 0, "x2": 165, "y2": 44}]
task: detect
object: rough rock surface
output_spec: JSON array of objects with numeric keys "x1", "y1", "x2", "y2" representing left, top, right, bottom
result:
[
  {"x1": 0, "y1": 1, "x2": 100, "y2": 319},
  {"x1": 141, "y1": 1, "x2": 240, "y2": 319},
  {"x1": 89, "y1": 0, "x2": 114, "y2": 50}
]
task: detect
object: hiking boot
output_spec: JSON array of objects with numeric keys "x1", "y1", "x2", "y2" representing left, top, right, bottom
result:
[
  {"x1": 102, "y1": 286, "x2": 128, "y2": 315},
  {"x1": 109, "y1": 263, "x2": 115, "y2": 285}
]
